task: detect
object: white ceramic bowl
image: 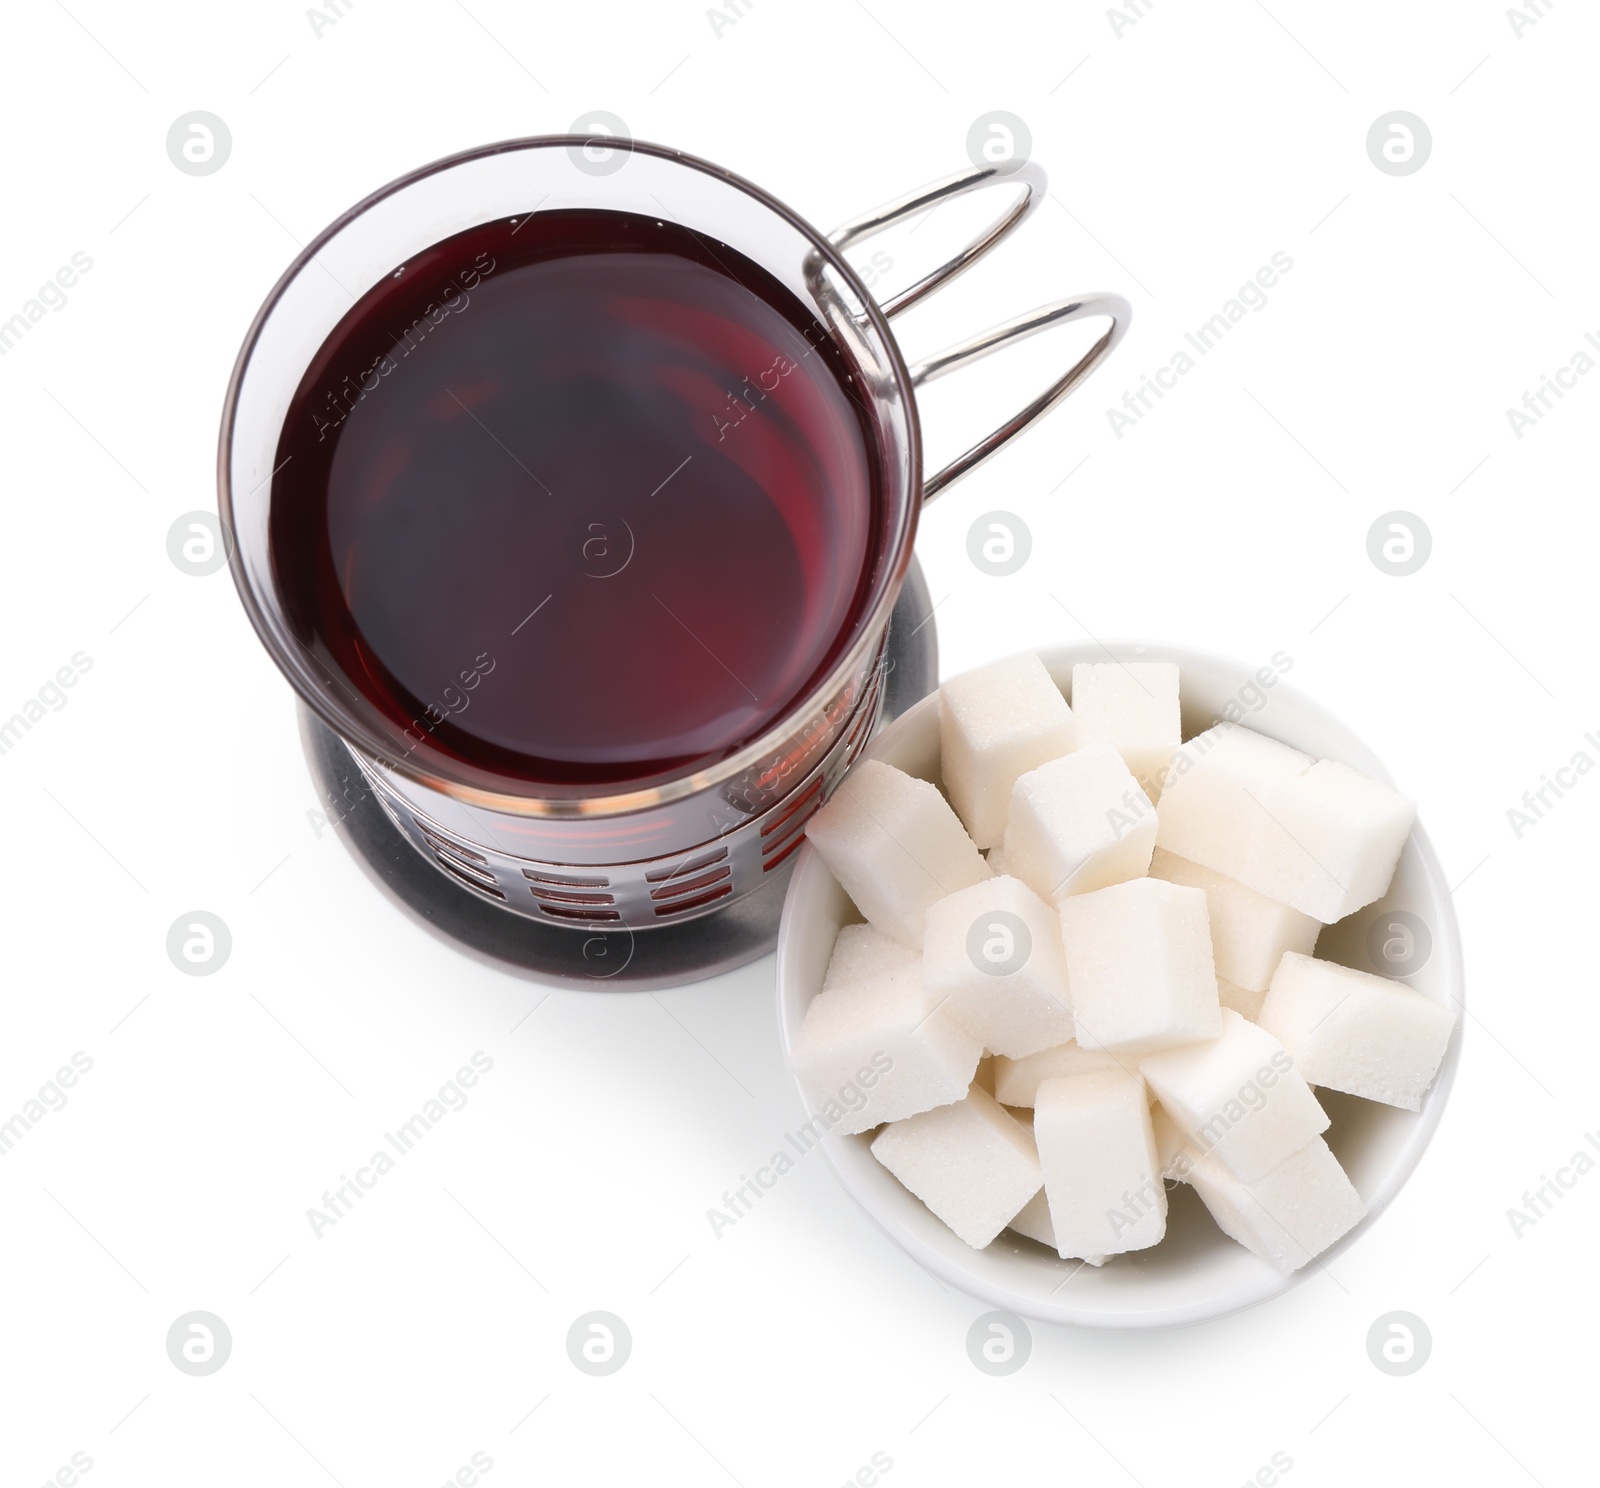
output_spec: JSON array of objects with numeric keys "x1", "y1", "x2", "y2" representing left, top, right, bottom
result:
[{"x1": 775, "y1": 641, "x2": 1463, "y2": 1329}]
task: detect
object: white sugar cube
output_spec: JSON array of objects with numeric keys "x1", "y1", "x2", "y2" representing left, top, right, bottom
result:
[
  {"x1": 1219, "y1": 978, "x2": 1267, "y2": 1022},
  {"x1": 807, "y1": 760, "x2": 991, "y2": 948},
  {"x1": 1006, "y1": 1187, "x2": 1055, "y2": 1247},
  {"x1": 1259, "y1": 953, "x2": 1455, "y2": 1111},
  {"x1": 1247, "y1": 760, "x2": 1417, "y2": 924},
  {"x1": 1035, "y1": 1072, "x2": 1166, "y2": 1258},
  {"x1": 1178, "y1": 1135, "x2": 1366, "y2": 1274},
  {"x1": 1155, "y1": 723, "x2": 1313, "y2": 885},
  {"x1": 1150, "y1": 847, "x2": 1320, "y2": 993},
  {"x1": 1006, "y1": 1187, "x2": 1109, "y2": 1264},
  {"x1": 1139, "y1": 1009, "x2": 1329, "y2": 1183},
  {"x1": 791, "y1": 959, "x2": 980, "y2": 1136},
  {"x1": 940, "y1": 654, "x2": 1077, "y2": 848},
  {"x1": 1151, "y1": 1102, "x2": 1191, "y2": 1182},
  {"x1": 1004, "y1": 744, "x2": 1156, "y2": 903},
  {"x1": 1157, "y1": 726, "x2": 1415, "y2": 924},
  {"x1": 923, "y1": 876, "x2": 1075, "y2": 1058},
  {"x1": 1070, "y1": 661, "x2": 1181, "y2": 800},
  {"x1": 1059, "y1": 878, "x2": 1223, "y2": 1056},
  {"x1": 985, "y1": 843, "x2": 1010, "y2": 877},
  {"x1": 870, "y1": 1086, "x2": 1043, "y2": 1248},
  {"x1": 992, "y1": 1040, "x2": 1129, "y2": 1107},
  {"x1": 823, "y1": 922, "x2": 919, "y2": 993}
]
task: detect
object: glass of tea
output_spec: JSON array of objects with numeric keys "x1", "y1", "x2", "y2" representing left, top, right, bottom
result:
[{"x1": 220, "y1": 136, "x2": 1128, "y2": 934}]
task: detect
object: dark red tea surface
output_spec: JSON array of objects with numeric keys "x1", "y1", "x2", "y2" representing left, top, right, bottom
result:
[{"x1": 270, "y1": 209, "x2": 882, "y2": 789}]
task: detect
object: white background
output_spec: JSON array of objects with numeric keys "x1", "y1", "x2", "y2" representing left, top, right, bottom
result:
[{"x1": 1, "y1": 1, "x2": 1594, "y2": 1484}]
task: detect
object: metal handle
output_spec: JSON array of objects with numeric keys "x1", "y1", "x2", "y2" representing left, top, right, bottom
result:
[
  {"x1": 829, "y1": 160, "x2": 1046, "y2": 319},
  {"x1": 911, "y1": 293, "x2": 1130, "y2": 503},
  {"x1": 832, "y1": 161, "x2": 1132, "y2": 505}
]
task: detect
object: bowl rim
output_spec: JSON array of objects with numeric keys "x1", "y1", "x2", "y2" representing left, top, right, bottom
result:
[{"x1": 774, "y1": 638, "x2": 1464, "y2": 1329}]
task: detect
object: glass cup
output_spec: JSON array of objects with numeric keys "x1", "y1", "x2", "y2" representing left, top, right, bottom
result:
[{"x1": 219, "y1": 135, "x2": 1129, "y2": 930}]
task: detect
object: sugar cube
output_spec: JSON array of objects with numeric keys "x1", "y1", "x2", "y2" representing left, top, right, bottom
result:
[
  {"x1": 1177, "y1": 1135, "x2": 1366, "y2": 1274},
  {"x1": 1035, "y1": 1072, "x2": 1166, "y2": 1258},
  {"x1": 1004, "y1": 744, "x2": 1157, "y2": 904},
  {"x1": 1157, "y1": 726, "x2": 1415, "y2": 924},
  {"x1": 807, "y1": 760, "x2": 991, "y2": 948},
  {"x1": 1149, "y1": 847, "x2": 1320, "y2": 993},
  {"x1": 1247, "y1": 760, "x2": 1417, "y2": 923},
  {"x1": 1006, "y1": 1187, "x2": 1108, "y2": 1263},
  {"x1": 1139, "y1": 1009, "x2": 1329, "y2": 1182},
  {"x1": 923, "y1": 875, "x2": 1075, "y2": 1058},
  {"x1": 823, "y1": 922, "x2": 920, "y2": 993},
  {"x1": 1070, "y1": 661, "x2": 1181, "y2": 800},
  {"x1": 1006, "y1": 1186, "x2": 1056, "y2": 1247},
  {"x1": 791, "y1": 957, "x2": 981, "y2": 1136},
  {"x1": 992, "y1": 1040, "x2": 1129, "y2": 1107},
  {"x1": 1155, "y1": 723, "x2": 1313, "y2": 884},
  {"x1": 940, "y1": 654, "x2": 1077, "y2": 848},
  {"x1": 792, "y1": 657, "x2": 1427, "y2": 1283},
  {"x1": 1059, "y1": 878, "x2": 1223, "y2": 1056},
  {"x1": 1151, "y1": 1102, "x2": 1191, "y2": 1182},
  {"x1": 870, "y1": 1087, "x2": 1043, "y2": 1248},
  {"x1": 1259, "y1": 952, "x2": 1455, "y2": 1111}
]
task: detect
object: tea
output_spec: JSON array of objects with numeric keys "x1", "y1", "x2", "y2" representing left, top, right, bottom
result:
[{"x1": 270, "y1": 208, "x2": 883, "y2": 790}]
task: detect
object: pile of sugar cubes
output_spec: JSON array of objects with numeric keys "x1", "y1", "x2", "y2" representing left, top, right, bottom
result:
[{"x1": 792, "y1": 654, "x2": 1454, "y2": 1274}]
